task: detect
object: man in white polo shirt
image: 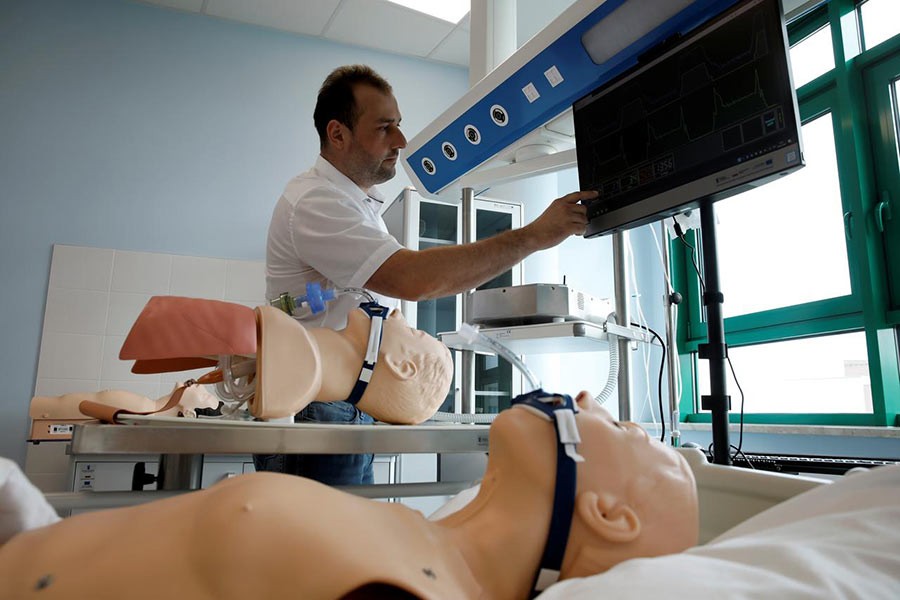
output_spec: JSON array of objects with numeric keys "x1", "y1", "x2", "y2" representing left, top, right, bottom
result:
[{"x1": 262, "y1": 65, "x2": 596, "y2": 485}]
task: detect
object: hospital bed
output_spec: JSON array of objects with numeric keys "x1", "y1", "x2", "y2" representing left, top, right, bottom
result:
[
  {"x1": 56, "y1": 417, "x2": 899, "y2": 539},
  {"x1": 58, "y1": 417, "x2": 825, "y2": 534}
]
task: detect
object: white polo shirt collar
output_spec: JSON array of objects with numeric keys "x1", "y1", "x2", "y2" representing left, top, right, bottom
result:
[{"x1": 314, "y1": 155, "x2": 386, "y2": 208}]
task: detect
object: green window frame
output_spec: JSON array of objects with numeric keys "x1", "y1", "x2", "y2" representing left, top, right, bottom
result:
[{"x1": 673, "y1": 0, "x2": 900, "y2": 426}]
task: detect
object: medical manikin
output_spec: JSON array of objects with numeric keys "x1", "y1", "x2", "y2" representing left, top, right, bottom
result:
[
  {"x1": 74, "y1": 295, "x2": 454, "y2": 425},
  {"x1": 0, "y1": 387, "x2": 698, "y2": 599}
]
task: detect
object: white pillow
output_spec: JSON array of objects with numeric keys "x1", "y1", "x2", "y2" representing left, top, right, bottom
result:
[
  {"x1": 538, "y1": 465, "x2": 900, "y2": 600},
  {"x1": 427, "y1": 483, "x2": 481, "y2": 520},
  {"x1": 0, "y1": 457, "x2": 61, "y2": 545}
]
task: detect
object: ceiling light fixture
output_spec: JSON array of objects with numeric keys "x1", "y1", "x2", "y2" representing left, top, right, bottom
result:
[{"x1": 385, "y1": 0, "x2": 469, "y2": 24}]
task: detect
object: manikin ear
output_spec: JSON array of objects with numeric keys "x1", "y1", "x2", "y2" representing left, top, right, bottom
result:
[
  {"x1": 382, "y1": 353, "x2": 417, "y2": 380},
  {"x1": 575, "y1": 491, "x2": 642, "y2": 543}
]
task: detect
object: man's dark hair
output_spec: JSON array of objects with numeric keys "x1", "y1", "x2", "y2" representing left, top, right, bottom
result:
[{"x1": 314, "y1": 65, "x2": 393, "y2": 149}]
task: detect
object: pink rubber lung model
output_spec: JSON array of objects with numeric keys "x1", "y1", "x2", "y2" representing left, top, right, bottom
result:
[{"x1": 119, "y1": 296, "x2": 258, "y2": 374}]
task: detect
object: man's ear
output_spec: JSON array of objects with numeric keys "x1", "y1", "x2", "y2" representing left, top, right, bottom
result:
[
  {"x1": 383, "y1": 354, "x2": 417, "y2": 380},
  {"x1": 575, "y1": 491, "x2": 641, "y2": 543},
  {"x1": 326, "y1": 119, "x2": 347, "y2": 149}
]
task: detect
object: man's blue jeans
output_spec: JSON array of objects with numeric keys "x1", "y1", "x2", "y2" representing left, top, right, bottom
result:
[{"x1": 253, "y1": 401, "x2": 375, "y2": 485}]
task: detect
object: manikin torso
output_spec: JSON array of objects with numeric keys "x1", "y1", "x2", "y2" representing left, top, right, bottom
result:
[
  {"x1": 0, "y1": 392, "x2": 698, "y2": 599},
  {"x1": 0, "y1": 473, "x2": 489, "y2": 599},
  {"x1": 0, "y1": 403, "x2": 565, "y2": 600}
]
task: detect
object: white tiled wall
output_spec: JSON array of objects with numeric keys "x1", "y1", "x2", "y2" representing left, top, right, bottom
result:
[{"x1": 34, "y1": 245, "x2": 266, "y2": 400}]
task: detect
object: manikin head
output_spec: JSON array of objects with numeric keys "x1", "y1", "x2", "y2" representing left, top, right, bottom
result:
[
  {"x1": 314, "y1": 64, "x2": 407, "y2": 189},
  {"x1": 158, "y1": 383, "x2": 220, "y2": 418},
  {"x1": 322, "y1": 307, "x2": 453, "y2": 424},
  {"x1": 488, "y1": 390, "x2": 699, "y2": 580}
]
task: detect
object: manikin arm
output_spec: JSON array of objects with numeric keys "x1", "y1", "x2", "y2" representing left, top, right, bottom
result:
[{"x1": 366, "y1": 191, "x2": 595, "y2": 301}]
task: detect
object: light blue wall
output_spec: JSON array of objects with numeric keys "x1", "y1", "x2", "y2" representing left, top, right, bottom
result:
[{"x1": 0, "y1": 0, "x2": 467, "y2": 466}]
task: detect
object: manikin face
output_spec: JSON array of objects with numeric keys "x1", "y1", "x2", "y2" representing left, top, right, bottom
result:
[
  {"x1": 338, "y1": 84, "x2": 407, "y2": 189},
  {"x1": 493, "y1": 392, "x2": 682, "y2": 476},
  {"x1": 342, "y1": 308, "x2": 443, "y2": 360},
  {"x1": 489, "y1": 390, "x2": 698, "y2": 575}
]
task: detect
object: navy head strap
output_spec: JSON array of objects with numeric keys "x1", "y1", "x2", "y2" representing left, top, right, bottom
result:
[
  {"x1": 344, "y1": 302, "x2": 390, "y2": 405},
  {"x1": 509, "y1": 388, "x2": 584, "y2": 596}
]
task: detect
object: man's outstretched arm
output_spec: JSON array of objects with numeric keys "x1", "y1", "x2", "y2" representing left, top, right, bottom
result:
[{"x1": 366, "y1": 190, "x2": 596, "y2": 301}]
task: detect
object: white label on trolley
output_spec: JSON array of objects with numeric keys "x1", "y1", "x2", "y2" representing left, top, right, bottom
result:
[{"x1": 50, "y1": 424, "x2": 74, "y2": 435}]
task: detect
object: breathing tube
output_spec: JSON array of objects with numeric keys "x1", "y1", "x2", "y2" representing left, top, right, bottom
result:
[
  {"x1": 268, "y1": 283, "x2": 376, "y2": 318},
  {"x1": 594, "y1": 313, "x2": 620, "y2": 405},
  {"x1": 429, "y1": 323, "x2": 541, "y2": 424}
]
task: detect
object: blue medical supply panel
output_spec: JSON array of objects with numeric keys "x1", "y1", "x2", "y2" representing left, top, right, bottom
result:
[{"x1": 406, "y1": 0, "x2": 741, "y2": 196}]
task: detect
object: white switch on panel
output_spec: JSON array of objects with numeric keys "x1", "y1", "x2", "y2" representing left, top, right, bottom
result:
[
  {"x1": 544, "y1": 65, "x2": 564, "y2": 87},
  {"x1": 522, "y1": 82, "x2": 540, "y2": 103}
]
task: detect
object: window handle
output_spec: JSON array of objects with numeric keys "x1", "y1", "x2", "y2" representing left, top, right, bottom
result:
[
  {"x1": 843, "y1": 211, "x2": 853, "y2": 241},
  {"x1": 875, "y1": 191, "x2": 892, "y2": 233}
]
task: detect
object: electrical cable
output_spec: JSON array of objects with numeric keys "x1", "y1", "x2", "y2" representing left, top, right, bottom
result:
[
  {"x1": 673, "y1": 219, "x2": 706, "y2": 293},
  {"x1": 727, "y1": 355, "x2": 752, "y2": 468},
  {"x1": 650, "y1": 220, "x2": 675, "y2": 293},
  {"x1": 630, "y1": 322, "x2": 667, "y2": 442},
  {"x1": 672, "y1": 217, "x2": 751, "y2": 463},
  {"x1": 652, "y1": 220, "x2": 684, "y2": 442},
  {"x1": 704, "y1": 355, "x2": 753, "y2": 468},
  {"x1": 625, "y1": 234, "x2": 658, "y2": 432}
]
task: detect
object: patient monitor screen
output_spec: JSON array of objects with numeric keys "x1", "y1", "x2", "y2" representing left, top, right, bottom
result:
[{"x1": 575, "y1": 0, "x2": 803, "y2": 237}]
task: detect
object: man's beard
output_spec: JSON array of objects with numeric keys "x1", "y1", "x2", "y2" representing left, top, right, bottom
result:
[{"x1": 372, "y1": 161, "x2": 396, "y2": 184}]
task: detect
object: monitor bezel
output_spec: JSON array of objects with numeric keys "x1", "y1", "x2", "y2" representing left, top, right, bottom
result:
[{"x1": 574, "y1": 0, "x2": 804, "y2": 239}]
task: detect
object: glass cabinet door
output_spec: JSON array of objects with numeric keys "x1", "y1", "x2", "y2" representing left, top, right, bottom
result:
[
  {"x1": 384, "y1": 190, "x2": 523, "y2": 414},
  {"x1": 472, "y1": 200, "x2": 522, "y2": 414},
  {"x1": 416, "y1": 201, "x2": 458, "y2": 336}
]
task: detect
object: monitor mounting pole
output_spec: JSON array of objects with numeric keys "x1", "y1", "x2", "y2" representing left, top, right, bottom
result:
[
  {"x1": 459, "y1": 186, "x2": 476, "y2": 415},
  {"x1": 612, "y1": 230, "x2": 633, "y2": 421},
  {"x1": 699, "y1": 201, "x2": 731, "y2": 465}
]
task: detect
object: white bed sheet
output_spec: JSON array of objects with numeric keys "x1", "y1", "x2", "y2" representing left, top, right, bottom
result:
[{"x1": 538, "y1": 464, "x2": 900, "y2": 599}]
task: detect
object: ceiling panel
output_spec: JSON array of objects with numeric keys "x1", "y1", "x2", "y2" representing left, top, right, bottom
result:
[
  {"x1": 204, "y1": 0, "x2": 342, "y2": 37},
  {"x1": 325, "y1": 0, "x2": 455, "y2": 58},
  {"x1": 428, "y1": 28, "x2": 469, "y2": 66},
  {"x1": 140, "y1": 0, "x2": 204, "y2": 13},
  {"x1": 458, "y1": 12, "x2": 471, "y2": 32}
]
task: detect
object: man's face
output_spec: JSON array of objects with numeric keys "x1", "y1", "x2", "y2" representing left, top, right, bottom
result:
[{"x1": 341, "y1": 84, "x2": 407, "y2": 189}]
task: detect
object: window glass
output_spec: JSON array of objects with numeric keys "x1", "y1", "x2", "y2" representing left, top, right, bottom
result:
[
  {"x1": 789, "y1": 25, "x2": 834, "y2": 87},
  {"x1": 714, "y1": 113, "x2": 851, "y2": 317},
  {"x1": 476, "y1": 209, "x2": 513, "y2": 290},
  {"x1": 894, "y1": 76, "x2": 900, "y2": 153},
  {"x1": 859, "y1": 0, "x2": 900, "y2": 51},
  {"x1": 697, "y1": 331, "x2": 872, "y2": 413}
]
